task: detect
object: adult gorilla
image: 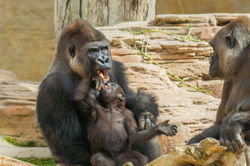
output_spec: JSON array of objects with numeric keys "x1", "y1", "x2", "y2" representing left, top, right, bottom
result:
[
  {"x1": 187, "y1": 16, "x2": 250, "y2": 165},
  {"x1": 36, "y1": 20, "x2": 160, "y2": 166}
]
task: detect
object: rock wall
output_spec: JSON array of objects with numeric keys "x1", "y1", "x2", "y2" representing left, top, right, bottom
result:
[
  {"x1": 156, "y1": 0, "x2": 250, "y2": 15},
  {"x1": 0, "y1": 0, "x2": 55, "y2": 81}
]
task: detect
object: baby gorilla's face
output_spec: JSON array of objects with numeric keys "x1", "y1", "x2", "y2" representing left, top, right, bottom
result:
[{"x1": 100, "y1": 83, "x2": 125, "y2": 105}]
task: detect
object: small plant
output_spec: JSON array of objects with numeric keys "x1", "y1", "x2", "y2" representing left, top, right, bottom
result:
[
  {"x1": 3, "y1": 137, "x2": 41, "y2": 147},
  {"x1": 17, "y1": 157, "x2": 56, "y2": 166}
]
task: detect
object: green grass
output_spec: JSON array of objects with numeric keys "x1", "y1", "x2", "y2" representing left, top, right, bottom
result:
[
  {"x1": 3, "y1": 137, "x2": 41, "y2": 147},
  {"x1": 17, "y1": 158, "x2": 56, "y2": 166}
]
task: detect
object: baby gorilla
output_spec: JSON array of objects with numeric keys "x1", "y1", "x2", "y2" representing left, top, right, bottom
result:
[{"x1": 87, "y1": 83, "x2": 177, "y2": 166}]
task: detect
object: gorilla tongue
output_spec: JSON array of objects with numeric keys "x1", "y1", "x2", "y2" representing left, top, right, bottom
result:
[{"x1": 103, "y1": 84, "x2": 109, "y2": 89}]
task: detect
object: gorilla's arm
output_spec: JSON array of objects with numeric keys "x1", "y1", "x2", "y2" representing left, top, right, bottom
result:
[
  {"x1": 215, "y1": 80, "x2": 233, "y2": 123},
  {"x1": 37, "y1": 74, "x2": 90, "y2": 165},
  {"x1": 187, "y1": 124, "x2": 220, "y2": 144},
  {"x1": 219, "y1": 98, "x2": 250, "y2": 152},
  {"x1": 128, "y1": 122, "x2": 177, "y2": 146},
  {"x1": 111, "y1": 60, "x2": 159, "y2": 129},
  {"x1": 123, "y1": 111, "x2": 177, "y2": 146}
]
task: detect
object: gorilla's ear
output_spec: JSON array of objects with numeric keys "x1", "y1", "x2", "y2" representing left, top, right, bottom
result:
[
  {"x1": 69, "y1": 45, "x2": 76, "y2": 57},
  {"x1": 225, "y1": 31, "x2": 236, "y2": 49}
]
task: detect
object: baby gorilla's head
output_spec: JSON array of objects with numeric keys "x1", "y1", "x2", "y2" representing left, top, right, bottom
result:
[{"x1": 99, "y1": 82, "x2": 125, "y2": 106}]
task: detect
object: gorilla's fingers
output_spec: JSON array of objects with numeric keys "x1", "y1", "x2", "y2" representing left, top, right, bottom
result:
[
  {"x1": 231, "y1": 140, "x2": 241, "y2": 153},
  {"x1": 225, "y1": 140, "x2": 234, "y2": 152},
  {"x1": 219, "y1": 137, "x2": 225, "y2": 147},
  {"x1": 139, "y1": 119, "x2": 145, "y2": 130},
  {"x1": 228, "y1": 128, "x2": 245, "y2": 152},
  {"x1": 173, "y1": 127, "x2": 178, "y2": 133},
  {"x1": 158, "y1": 126, "x2": 169, "y2": 135},
  {"x1": 171, "y1": 131, "x2": 177, "y2": 136},
  {"x1": 145, "y1": 117, "x2": 153, "y2": 129},
  {"x1": 235, "y1": 134, "x2": 245, "y2": 150}
]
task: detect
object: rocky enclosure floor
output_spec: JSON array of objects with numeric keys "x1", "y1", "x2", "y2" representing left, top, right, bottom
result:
[{"x1": 1, "y1": 14, "x2": 249, "y2": 157}]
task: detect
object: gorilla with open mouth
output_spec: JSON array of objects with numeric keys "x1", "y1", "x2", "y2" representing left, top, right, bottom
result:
[{"x1": 36, "y1": 19, "x2": 161, "y2": 166}]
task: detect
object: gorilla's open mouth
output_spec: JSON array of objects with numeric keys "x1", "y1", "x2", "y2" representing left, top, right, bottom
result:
[
  {"x1": 92, "y1": 69, "x2": 111, "y2": 90},
  {"x1": 96, "y1": 70, "x2": 109, "y2": 82}
]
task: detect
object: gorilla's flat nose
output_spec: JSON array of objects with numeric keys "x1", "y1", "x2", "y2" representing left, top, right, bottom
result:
[
  {"x1": 95, "y1": 56, "x2": 111, "y2": 69},
  {"x1": 96, "y1": 56, "x2": 110, "y2": 64}
]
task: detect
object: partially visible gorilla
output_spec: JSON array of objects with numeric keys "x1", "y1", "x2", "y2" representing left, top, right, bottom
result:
[
  {"x1": 188, "y1": 16, "x2": 250, "y2": 164},
  {"x1": 36, "y1": 20, "x2": 161, "y2": 166}
]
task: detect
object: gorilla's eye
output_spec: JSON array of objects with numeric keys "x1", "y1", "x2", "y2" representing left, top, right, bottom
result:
[
  {"x1": 88, "y1": 48, "x2": 99, "y2": 54},
  {"x1": 101, "y1": 46, "x2": 108, "y2": 50},
  {"x1": 225, "y1": 36, "x2": 236, "y2": 49},
  {"x1": 69, "y1": 45, "x2": 76, "y2": 57}
]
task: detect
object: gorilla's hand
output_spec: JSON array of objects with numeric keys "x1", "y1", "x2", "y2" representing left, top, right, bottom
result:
[
  {"x1": 88, "y1": 88, "x2": 100, "y2": 100},
  {"x1": 92, "y1": 75, "x2": 104, "y2": 91},
  {"x1": 157, "y1": 120, "x2": 177, "y2": 136},
  {"x1": 220, "y1": 114, "x2": 245, "y2": 153},
  {"x1": 138, "y1": 112, "x2": 155, "y2": 130}
]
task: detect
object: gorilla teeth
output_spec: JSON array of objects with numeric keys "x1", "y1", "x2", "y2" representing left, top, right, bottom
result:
[
  {"x1": 103, "y1": 70, "x2": 109, "y2": 82},
  {"x1": 97, "y1": 70, "x2": 110, "y2": 82},
  {"x1": 97, "y1": 71, "x2": 105, "y2": 79}
]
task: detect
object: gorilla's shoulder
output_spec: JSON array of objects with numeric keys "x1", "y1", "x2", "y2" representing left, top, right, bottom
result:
[
  {"x1": 112, "y1": 60, "x2": 125, "y2": 69},
  {"x1": 39, "y1": 72, "x2": 74, "y2": 96},
  {"x1": 111, "y1": 60, "x2": 127, "y2": 82}
]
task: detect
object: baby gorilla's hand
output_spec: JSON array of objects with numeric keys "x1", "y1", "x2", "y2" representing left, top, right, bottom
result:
[
  {"x1": 92, "y1": 75, "x2": 104, "y2": 91},
  {"x1": 88, "y1": 89, "x2": 100, "y2": 99},
  {"x1": 138, "y1": 112, "x2": 155, "y2": 130},
  {"x1": 157, "y1": 120, "x2": 178, "y2": 136}
]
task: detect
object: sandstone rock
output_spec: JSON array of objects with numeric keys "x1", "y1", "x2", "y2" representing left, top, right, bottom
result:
[
  {"x1": 0, "y1": 70, "x2": 17, "y2": 81},
  {"x1": 156, "y1": 0, "x2": 250, "y2": 16},
  {"x1": 196, "y1": 80, "x2": 224, "y2": 98},
  {"x1": 146, "y1": 138, "x2": 246, "y2": 166},
  {"x1": 215, "y1": 13, "x2": 250, "y2": 26},
  {"x1": 152, "y1": 14, "x2": 211, "y2": 26},
  {"x1": 0, "y1": 81, "x2": 44, "y2": 146},
  {"x1": 111, "y1": 48, "x2": 139, "y2": 56},
  {"x1": 124, "y1": 63, "x2": 220, "y2": 153},
  {"x1": 163, "y1": 60, "x2": 209, "y2": 79},
  {"x1": 0, "y1": 81, "x2": 37, "y2": 111},
  {"x1": 151, "y1": 13, "x2": 250, "y2": 27},
  {"x1": 0, "y1": 155, "x2": 34, "y2": 166},
  {"x1": 113, "y1": 55, "x2": 142, "y2": 63}
]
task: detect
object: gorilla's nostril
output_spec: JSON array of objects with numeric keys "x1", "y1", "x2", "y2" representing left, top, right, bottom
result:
[
  {"x1": 97, "y1": 57, "x2": 105, "y2": 64},
  {"x1": 105, "y1": 57, "x2": 110, "y2": 63},
  {"x1": 96, "y1": 56, "x2": 110, "y2": 65}
]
